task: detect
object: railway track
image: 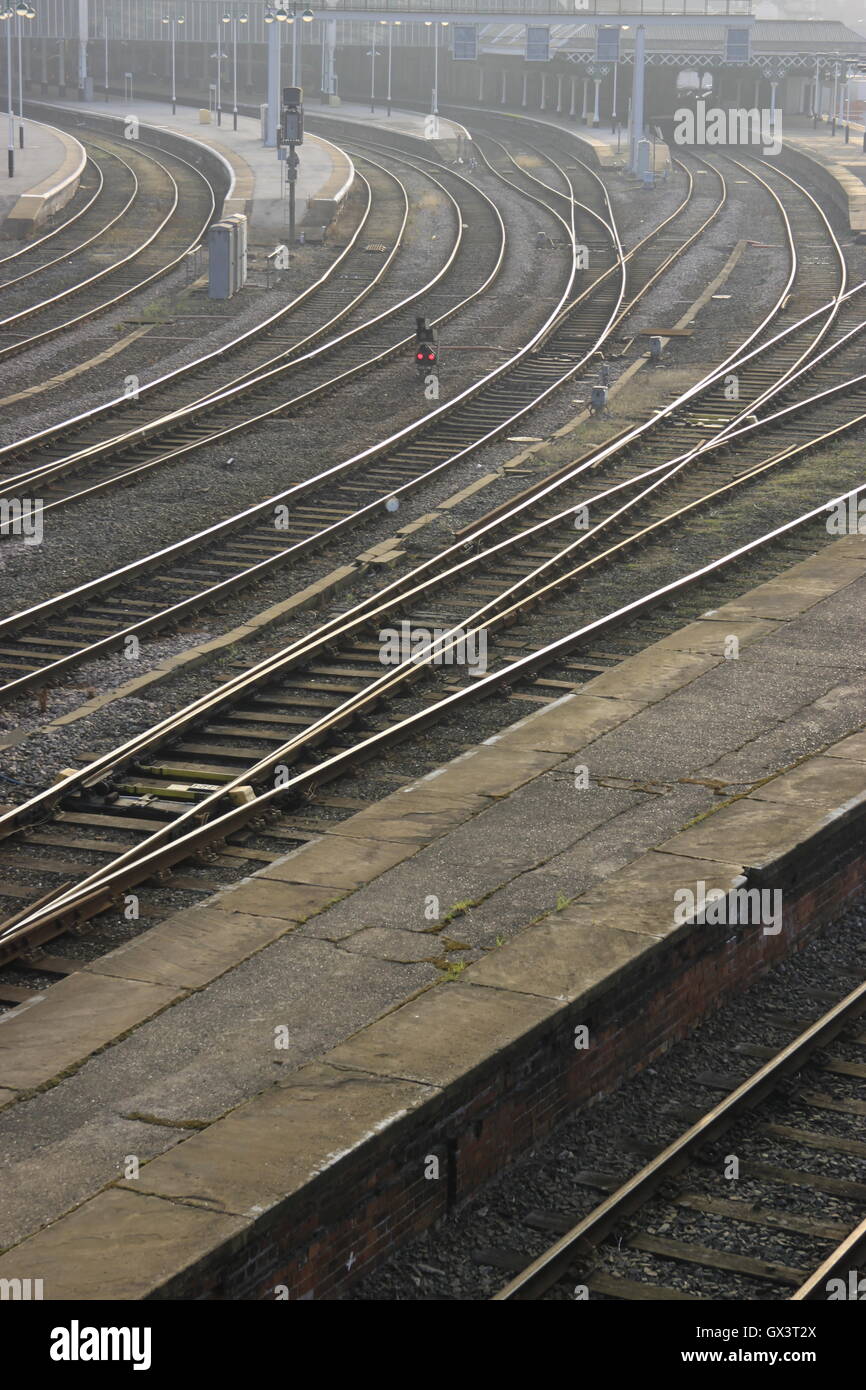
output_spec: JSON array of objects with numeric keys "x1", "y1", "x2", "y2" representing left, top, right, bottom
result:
[
  {"x1": 491, "y1": 976, "x2": 866, "y2": 1301},
  {"x1": 0, "y1": 137, "x2": 723, "y2": 700},
  {"x1": 0, "y1": 475, "x2": 863, "y2": 982},
  {"x1": 0, "y1": 129, "x2": 217, "y2": 363},
  {"x1": 0, "y1": 119, "x2": 862, "y2": 987},
  {"x1": 0, "y1": 145, "x2": 505, "y2": 508}
]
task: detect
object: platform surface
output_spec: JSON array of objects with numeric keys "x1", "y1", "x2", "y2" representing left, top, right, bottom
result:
[
  {"x1": 0, "y1": 530, "x2": 865, "y2": 1294},
  {"x1": 0, "y1": 118, "x2": 85, "y2": 231},
  {"x1": 42, "y1": 96, "x2": 351, "y2": 239},
  {"x1": 309, "y1": 99, "x2": 465, "y2": 143}
]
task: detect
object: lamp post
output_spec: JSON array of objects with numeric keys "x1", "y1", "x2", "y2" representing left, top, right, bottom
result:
[
  {"x1": 293, "y1": 8, "x2": 313, "y2": 89},
  {"x1": 264, "y1": 5, "x2": 279, "y2": 147},
  {"x1": 378, "y1": 18, "x2": 398, "y2": 118},
  {"x1": 424, "y1": 18, "x2": 448, "y2": 118},
  {"x1": 15, "y1": 4, "x2": 33, "y2": 150},
  {"x1": 2, "y1": 6, "x2": 13, "y2": 178},
  {"x1": 103, "y1": 4, "x2": 109, "y2": 100},
  {"x1": 222, "y1": 9, "x2": 248, "y2": 132},
  {"x1": 368, "y1": 23, "x2": 376, "y2": 114},
  {"x1": 162, "y1": 12, "x2": 184, "y2": 116}
]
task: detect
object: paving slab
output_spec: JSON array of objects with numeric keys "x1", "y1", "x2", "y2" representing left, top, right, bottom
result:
[
  {"x1": 659, "y1": 799, "x2": 853, "y2": 871},
  {"x1": 418, "y1": 745, "x2": 562, "y2": 799},
  {"x1": 463, "y1": 917, "x2": 654, "y2": 1004},
  {"x1": 561, "y1": 850, "x2": 745, "y2": 938},
  {"x1": 324, "y1": 786, "x2": 491, "y2": 844},
  {"x1": 0, "y1": 1112, "x2": 188, "y2": 1251},
  {"x1": 125, "y1": 1062, "x2": 435, "y2": 1218},
  {"x1": 825, "y1": 730, "x2": 866, "y2": 764},
  {"x1": 218, "y1": 877, "x2": 346, "y2": 921},
  {"x1": 259, "y1": 833, "x2": 416, "y2": 889},
  {"x1": 490, "y1": 691, "x2": 644, "y2": 753},
  {"x1": 326, "y1": 983, "x2": 559, "y2": 1088},
  {"x1": 83, "y1": 906, "x2": 296, "y2": 991},
  {"x1": 0, "y1": 972, "x2": 183, "y2": 1093},
  {"x1": 0, "y1": 1188, "x2": 247, "y2": 1301},
  {"x1": 748, "y1": 756, "x2": 866, "y2": 811}
]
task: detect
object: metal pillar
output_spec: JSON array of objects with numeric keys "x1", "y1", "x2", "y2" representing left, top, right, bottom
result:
[
  {"x1": 265, "y1": 15, "x2": 280, "y2": 147},
  {"x1": 77, "y1": 0, "x2": 89, "y2": 100},
  {"x1": 521, "y1": 71, "x2": 527, "y2": 109},
  {"x1": 569, "y1": 74, "x2": 576, "y2": 119},
  {"x1": 592, "y1": 76, "x2": 601, "y2": 127},
  {"x1": 6, "y1": 17, "x2": 13, "y2": 177},
  {"x1": 539, "y1": 72, "x2": 546, "y2": 111},
  {"x1": 16, "y1": 11, "x2": 24, "y2": 147},
  {"x1": 630, "y1": 23, "x2": 646, "y2": 172},
  {"x1": 478, "y1": 65, "x2": 484, "y2": 104},
  {"x1": 322, "y1": 17, "x2": 336, "y2": 99},
  {"x1": 500, "y1": 68, "x2": 506, "y2": 105},
  {"x1": 556, "y1": 73, "x2": 562, "y2": 113},
  {"x1": 581, "y1": 76, "x2": 589, "y2": 123}
]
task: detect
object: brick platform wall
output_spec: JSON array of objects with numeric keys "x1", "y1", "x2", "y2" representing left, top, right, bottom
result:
[{"x1": 154, "y1": 802, "x2": 866, "y2": 1301}]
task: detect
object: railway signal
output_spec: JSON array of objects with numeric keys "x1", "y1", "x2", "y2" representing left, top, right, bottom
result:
[{"x1": 415, "y1": 316, "x2": 437, "y2": 374}]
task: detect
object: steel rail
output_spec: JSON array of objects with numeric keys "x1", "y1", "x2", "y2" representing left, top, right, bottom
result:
[
  {"x1": 0, "y1": 157, "x2": 108, "y2": 291},
  {"x1": 0, "y1": 146, "x2": 843, "y2": 715},
  {"x1": 493, "y1": 976, "x2": 866, "y2": 1300},
  {"x1": 3, "y1": 478, "x2": 864, "y2": 958},
  {"x1": 790, "y1": 1216, "x2": 866, "y2": 1301},
  {"x1": 0, "y1": 146, "x2": 604, "y2": 690},
  {"x1": 0, "y1": 162, "x2": 370, "y2": 465},
  {"x1": 0, "y1": 152, "x2": 103, "y2": 270},
  {"x1": 0, "y1": 137, "x2": 217, "y2": 364},
  {"x1": 0, "y1": 159, "x2": 850, "y2": 728},
  {"x1": 0, "y1": 149, "x2": 474, "y2": 500}
]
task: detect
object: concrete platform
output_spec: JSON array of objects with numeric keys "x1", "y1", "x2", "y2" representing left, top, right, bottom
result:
[
  {"x1": 41, "y1": 97, "x2": 353, "y2": 240},
  {"x1": 782, "y1": 116, "x2": 866, "y2": 236},
  {"x1": 0, "y1": 118, "x2": 86, "y2": 238},
  {"x1": 309, "y1": 99, "x2": 466, "y2": 155},
  {"x1": 0, "y1": 536, "x2": 865, "y2": 1296}
]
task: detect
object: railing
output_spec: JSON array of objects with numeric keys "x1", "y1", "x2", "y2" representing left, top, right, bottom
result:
[{"x1": 317, "y1": 1, "x2": 753, "y2": 13}]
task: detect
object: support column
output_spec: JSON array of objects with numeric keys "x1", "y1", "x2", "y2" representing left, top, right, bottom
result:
[
  {"x1": 77, "y1": 0, "x2": 90, "y2": 100},
  {"x1": 592, "y1": 76, "x2": 601, "y2": 127},
  {"x1": 581, "y1": 76, "x2": 589, "y2": 123},
  {"x1": 57, "y1": 40, "x2": 66, "y2": 96},
  {"x1": 556, "y1": 72, "x2": 562, "y2": 113},
  {"x1": 630, "y1": 23, "x2": 646, "y2": 172},
  {"x1": 539, "y1": 72, "x2": 546, "y2": 111},
  {"x1": 500, "y1": 68, "x2": 506, "y2": 105},
  {"x1": 521, "y1": 71, "x2": 527, "y2": 108},
  {"x1": 735, "y1": 77, "x2": 743, "y2": 110},
  {"x1": 478, "y1": 65, "x2": 484, "y2": 103},
  {"x1": 753, "y1": 78, "x2": 761, "y2": 108},
  {"x1": 322, "y1": 17, "x2": 337, "y2": 98},
  {"x1": 265, "y1": 19, "x2": 280, "y2": 146},
  {"x1": 40, "y1": 36, "x2": 47, "y2": 93},
  {"x1": 569, "y1": 74, "x2": 576, "y2": 119}
]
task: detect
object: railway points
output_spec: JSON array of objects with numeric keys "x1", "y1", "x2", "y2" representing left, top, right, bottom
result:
[{"x1": 0, "y1": 3, "x2": 865, "y2": 1331}]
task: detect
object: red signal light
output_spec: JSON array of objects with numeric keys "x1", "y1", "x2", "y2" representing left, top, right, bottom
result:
[{"x1": 416, "y1": 350, "x2": 425, "y2": 361}]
